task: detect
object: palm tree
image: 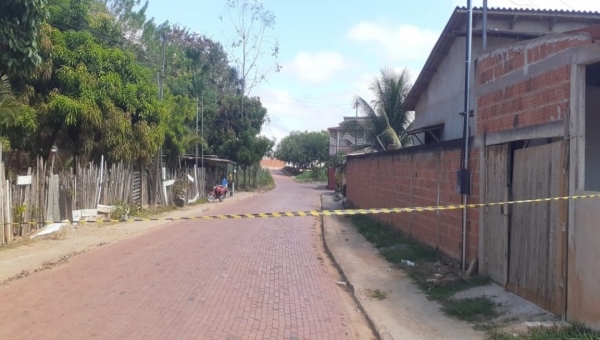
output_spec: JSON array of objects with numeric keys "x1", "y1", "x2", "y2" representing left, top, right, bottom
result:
[{"x1": 342, "y1": 67, "x2": 413, "y2": 151}]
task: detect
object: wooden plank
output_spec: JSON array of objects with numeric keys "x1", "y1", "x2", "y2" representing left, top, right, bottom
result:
[
  {"x1": 484, "y1": 144, "x2": 509, "y2": 284},
  {"x1": 4, "y1": 179, "x2": 12, "y2": 243},
  {"x1": 23, "y1": 168, "x2": 32, "y2": 235},
  {"x1": 0, "y1": 161, "x2": 5, "y2": 244},
  {"x1": 508, "y1": 141, "x2": 562, "y2": 314}
]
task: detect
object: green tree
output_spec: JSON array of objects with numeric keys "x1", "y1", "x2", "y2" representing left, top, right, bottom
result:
[
  {"x1": 0, "y1": 0, "x2": 273, "y2": 169},
  {"x1": 0, "y1": 0, "x2": 49, "y2": 79},
  {"x1": 16, "y1": 27, "x2": 167, "y2": 162},
  {"x1": 343, "y1": 67, "x2": 414, "y2": 151},
  {"x1": 0, "y1": 75, "x2": 38, "y2": 150},
  {"x1": 275, "y1": 131, "x2": 329, "y2": 170}
]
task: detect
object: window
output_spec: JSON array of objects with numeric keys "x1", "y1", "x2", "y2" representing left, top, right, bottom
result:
[
  {"x1": 406, "y1": 124, "x2": 444, "y2": 146},
  {"x1": 424, "y1": 128, "x2": 442, "y2": 144}
]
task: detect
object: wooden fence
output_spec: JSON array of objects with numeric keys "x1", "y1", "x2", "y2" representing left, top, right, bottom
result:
[{"x1": 0, "y1": 154, "x2": 210, "y2": 245}]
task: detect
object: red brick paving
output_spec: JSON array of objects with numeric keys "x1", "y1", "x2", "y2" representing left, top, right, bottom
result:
[{"x1": 0, "y1": 173, "x2": 352, "y2": 340}]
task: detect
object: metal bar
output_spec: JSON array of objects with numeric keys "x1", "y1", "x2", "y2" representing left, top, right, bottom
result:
[
  {"x1": 483, "y1": 0, "x2": 488, "y2": 49},
  {"x1": 461, "y1": 0, "x2": 474, "y2": 272}
]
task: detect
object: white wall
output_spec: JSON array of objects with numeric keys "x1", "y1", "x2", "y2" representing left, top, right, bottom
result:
[
  {"x1": 413, "y1": 35, "x2": 519, "y2": 142},
  {"x1": 585, "y1": 86, "x2": 600, "y2": 191},
  {"x1": 411, "y1": 14, "x2": 600, "y2": 144}
]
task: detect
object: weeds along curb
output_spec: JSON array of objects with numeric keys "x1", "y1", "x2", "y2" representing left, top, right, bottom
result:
[{"x1": 319, "y1": 194, "x2": 382, "y2": 340}]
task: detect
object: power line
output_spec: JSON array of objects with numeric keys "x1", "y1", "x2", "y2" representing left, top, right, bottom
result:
[
  {"x1": 259, "y1": 99, "x2": 350, "y2": 108},
  {"x1": 255, "y1": 87, "x2": 352, "y2": 107},
  {"x1": 559, "y1": 0, "x2": 575, "y2": 10}
]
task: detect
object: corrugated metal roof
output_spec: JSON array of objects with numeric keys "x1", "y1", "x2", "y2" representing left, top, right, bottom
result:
[
  {"x1": 402, "y1": 6, "x2": 600, "y2": 111},
  {"x1": 459, "y1": 6, "x2": 600, "y2": 15}
]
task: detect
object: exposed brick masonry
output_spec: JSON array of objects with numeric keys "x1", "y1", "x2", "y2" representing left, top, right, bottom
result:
[
  {"x1": 478, "y1": 34, "x2": 591, "y2": 85},
  {"x1": 345, "y1": 142, "x2": 479, "y2": 261},
  {"x1": 478, "y1": 65, "x2": 571, "y2": 133},
  {"x1": 477, "y1": 33, "x2": 594, "y2": 134}
]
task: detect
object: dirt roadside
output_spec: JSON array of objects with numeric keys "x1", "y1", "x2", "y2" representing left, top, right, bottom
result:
[
  {"x1": 0, "y1": 191, "x2": 257, "y2": 284},
  {"x1": 321, "y1": 193, "x2": 485, "y2": 340}
]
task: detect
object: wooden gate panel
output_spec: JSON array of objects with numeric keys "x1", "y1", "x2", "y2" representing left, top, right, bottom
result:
[
  {"x1": 509, "y1": 141, "x2": 564, "y2": 314},
  {"x1": 484, "y1": 144, "x2": 509, "y2": 284}
]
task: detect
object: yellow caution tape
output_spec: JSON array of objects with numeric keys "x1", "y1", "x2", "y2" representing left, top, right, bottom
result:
[{"x1": 5, "y1": 194, "x2": 600, "y2": 226}]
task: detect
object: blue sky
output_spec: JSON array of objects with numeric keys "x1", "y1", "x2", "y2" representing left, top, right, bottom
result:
[{"x1": 144, "y1": 0, "x2": 600, "y2": 142}]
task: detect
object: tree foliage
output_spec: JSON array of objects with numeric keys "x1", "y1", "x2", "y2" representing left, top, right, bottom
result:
[
  {"x1": 342, "y1": 67, "x2": 414, "y2": 151},
  {"x1": 0, "y1": 0, "x2": 49, "y2": 78},
  {"x1": 212, "y1": 95, "x2": 273, "y2": 169},
  {"x1": 0, "y1": 0, "x2": 276, "y2": 167},
  {"x1": 274, "y1": 131, "x2": 329, "y2": 170}
]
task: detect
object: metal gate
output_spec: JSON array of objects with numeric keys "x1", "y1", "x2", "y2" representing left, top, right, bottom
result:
[{"x1": 508, "y1": 141, "x2": 568, "y2": 315}]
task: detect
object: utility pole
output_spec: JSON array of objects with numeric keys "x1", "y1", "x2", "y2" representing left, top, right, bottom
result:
[
  {"x1": 355, "y1": 100, "x2": 358, "y2": 147},
  {"x1": 459, "y1": 0, "x2": 473, "y2": 272},
  {"x1": 158, "y1": 33, "x2": 166, "y2": 169},
  {"x1": 196, "y1": 96, "x2": 199, "y2": 170},
  {"x1": 483, "y1": 0, "x2": 488, "y2": 50},
  {"x1": 201, "y1": 93, "x2": 204, "y2": 169}
]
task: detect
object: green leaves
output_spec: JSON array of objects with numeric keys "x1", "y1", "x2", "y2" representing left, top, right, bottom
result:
[
  {"x1": 347, "y1": 67, "x2": 414, "y2": 151},
  {"x1": 275, "y1": 131, "x2": 329, "y2": 170},
  {"x1": 30, "y1": 27, "x2": 167, "y2": 162},
  {"x1": 1, "y1": 0, "x2": 271, "y2": 167},
  {"x1": 0, "y1": 0, "x2": 49, "y2": 78}
]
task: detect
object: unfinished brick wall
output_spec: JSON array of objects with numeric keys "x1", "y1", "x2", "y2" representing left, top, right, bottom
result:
[
  {"x1": 345, "y1": 140, "x2": 480, "y2": 261},
  {"x1": 477, "y1": 33, "x2": 594, "y2": 134}
]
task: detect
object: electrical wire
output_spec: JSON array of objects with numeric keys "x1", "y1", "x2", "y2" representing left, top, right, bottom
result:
[
  {"x1": 559, "y1": 0, "x2": 575, "y2": 10},
  {"x1": 256, "y1": 87, "x2": 352, "y2": 107},
  {"x1": 259, "y1": 100, "x2": 350, "y2": 108}
]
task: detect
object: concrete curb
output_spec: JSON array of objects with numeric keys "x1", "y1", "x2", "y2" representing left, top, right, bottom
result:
[{"x1": 319, "y1": 194, "x2": 382, "y2": 340}]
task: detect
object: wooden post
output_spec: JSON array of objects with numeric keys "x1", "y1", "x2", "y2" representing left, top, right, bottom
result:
[
  {"x1": 0, "y1": 157, "x2": 4, "y2": 245},
  {"x1": 23, "y1": 167, "x2": 32, "y2": 235},
  {"x1": 5, "y1": 179, "x2": 12, "y2": 243}
]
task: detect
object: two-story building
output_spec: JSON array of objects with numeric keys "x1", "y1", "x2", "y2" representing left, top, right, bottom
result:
[{"x1": 327, "y1": 116, "x2": 371, "y2": 156}]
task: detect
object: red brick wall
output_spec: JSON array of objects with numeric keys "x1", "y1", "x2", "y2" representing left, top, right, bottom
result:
[
  {"x1": 477, "y1": 33, "x2": 593, "y2": 134},
  {"x1": 478, "y1": 66, "x2": 571, "y2": 133},
  {"x1": 345, "y1": 141, "x2": 480, "y2": 261},
  {"x1": 478, "y1": 35, "x2": 590, "y2": 84}
]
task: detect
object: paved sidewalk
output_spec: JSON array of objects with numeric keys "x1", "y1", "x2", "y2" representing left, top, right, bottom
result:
[{"x1": 321, "y1": 193, "x2": 485, "y2": 340}]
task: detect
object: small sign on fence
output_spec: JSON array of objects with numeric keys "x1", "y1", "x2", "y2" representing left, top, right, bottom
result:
[
  {"x1": 81, "y1": 209, "x2": 97, "y2": 217},
  {"x1": 97, "y1": 204, "x2": 115, "y2": 214},
  {"x1": 17, "y1": 175, "x2": 32, "y2": 185},
  {"x1": 72, "y1": 210, "x2": 82, "y2": 222}
]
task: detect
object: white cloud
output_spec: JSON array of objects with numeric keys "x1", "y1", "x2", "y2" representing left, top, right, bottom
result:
[
  {"x1": 257, "y1": 87, "x2": 354, "y2": 143},
  {"x1": 283, "y1": 51, "x2": 348, "y2": 83},
  {"x1": 348, "y1": 21, "x2": 439, "y2": 64}
]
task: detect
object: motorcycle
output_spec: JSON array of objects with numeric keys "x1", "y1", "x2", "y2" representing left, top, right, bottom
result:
[{"x1": 207, "y1": 184, "x2": 228, "y2": 203}]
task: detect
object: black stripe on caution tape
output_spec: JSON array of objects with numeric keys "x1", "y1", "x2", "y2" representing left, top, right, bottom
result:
[{"x1": 5, "y1": 194, "x2": 600, "y2": 226}]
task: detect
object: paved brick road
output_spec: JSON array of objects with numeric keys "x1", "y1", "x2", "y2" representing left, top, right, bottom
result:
[{"x1": 0, "y1": 172, "x2": 353, "y2": 340}]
